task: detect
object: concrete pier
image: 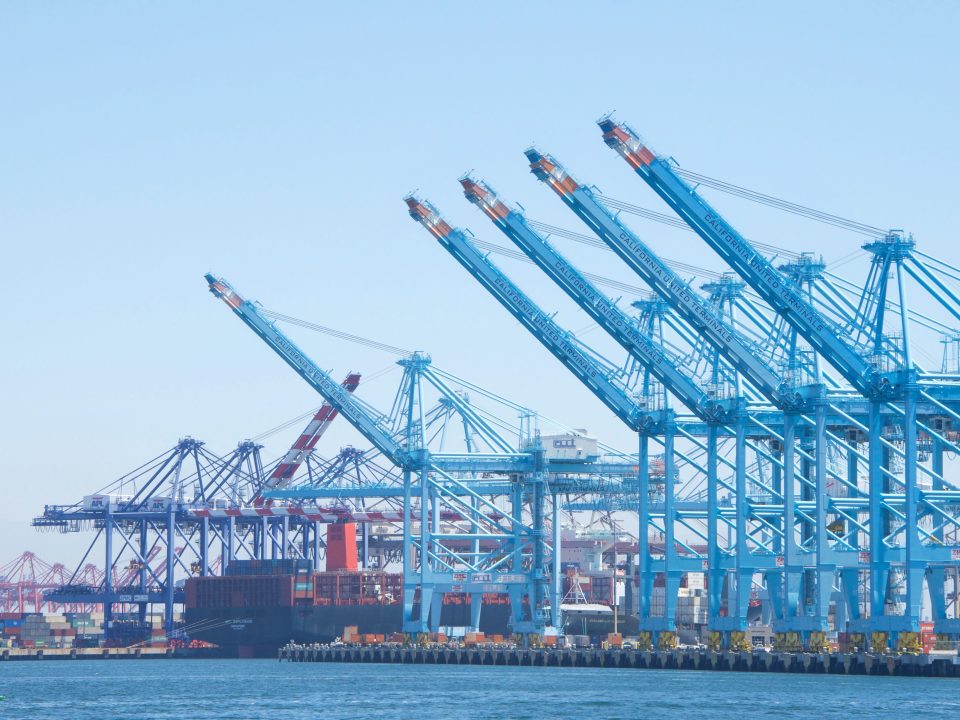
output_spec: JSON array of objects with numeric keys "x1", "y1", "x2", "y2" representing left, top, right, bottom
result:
[
  {"x1": 0, "y1": 647, "x2": 219, "y2": 661},
  {"x1": 279, "y1": 643, "x2": 960, "y2": 678}
]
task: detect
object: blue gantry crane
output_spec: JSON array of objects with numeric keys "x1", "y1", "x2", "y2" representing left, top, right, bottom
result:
[
  {"x1": 34, "y1": 115, "x2": 960, "y2": 655},
  {"x1": 452, "y1": 179, "x2": 753, "y2": 646},
  {"x1": 406, "y1": 193, "x2": 707, "y2": 641},
  {"x1": 206, "y1": 273, "x2": 643, "y2": 639},
  {"x1": 514, "y1": 149, "x2": 847, "y2": 647},
  {"x1": 397, "y1": 125, "x2": 960, "y2": 650},
  {"x1": 406, "y1": 189, "x2": 832, "y2": 648},
  {"x1": 597, "y1": 118, "x2": 960, "y2": 646}
]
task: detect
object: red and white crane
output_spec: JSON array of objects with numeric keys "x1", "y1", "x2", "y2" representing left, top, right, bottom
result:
[{"x1": 257, "y1": 372, "x2": 361, "y2": 498}]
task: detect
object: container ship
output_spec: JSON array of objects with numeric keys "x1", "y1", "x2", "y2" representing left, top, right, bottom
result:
[
  {"x1": 183, "y1": 523, "x2": 514, "y2": 657},
  {"x1": 184, "y1": 565, "x2": 518, "y2": 657},
  {"x1": 184, "y1": 524, "x2": 642, "y2": 656}
]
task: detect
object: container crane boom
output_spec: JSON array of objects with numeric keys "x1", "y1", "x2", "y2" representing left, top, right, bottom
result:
[
  {"x1": 264, "y1": 373, "x2": 361, "y2": 490},
  {"x1": 460, "y1": 175, "x2": 732, "y2": 424},
  {"x1": 597, "y1": 118, "x2": 885, "y2": 398},
  {"x1": 524, "y1": 148, "x2": 800, "y2": 409},
  {"x1": 205, "y1": 275, "x2": 408, "y2": 466},
  {"x1": 404, "y1": 195, "x2": 648, "y2": 432}
]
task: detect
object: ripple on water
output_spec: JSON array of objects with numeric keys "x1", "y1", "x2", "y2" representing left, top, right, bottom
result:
[{"x1": 2, "y1": 660, "x2": 959, "y2": 720}]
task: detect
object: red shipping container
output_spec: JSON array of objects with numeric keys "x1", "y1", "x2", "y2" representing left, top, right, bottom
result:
[{"x1": 326, "y1": 523, "x2": 358, "y2": 571}]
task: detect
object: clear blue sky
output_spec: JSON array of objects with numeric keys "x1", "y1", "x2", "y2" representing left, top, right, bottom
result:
[{"x1": 2, "y1": 2, "x2": 958, "y2": 564}]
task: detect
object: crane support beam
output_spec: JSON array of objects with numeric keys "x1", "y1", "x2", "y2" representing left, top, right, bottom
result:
[
  {"x1": 523, "y1": 148, "x2": 801, "y2": 410},
  {"x1": 264, "y1": 373, "x2": 361, "y2": 490},
  {"x1": 597, "y1": 118, "x2": 886, "y2": 398},
  {"x1": 205, "y1": 275, "x2": 408, "y2": 465},
  {"x1": 460, "y1": 175, "x2": 738, "y2": 424},
  {"x1": 405, "y1": 195, "x2": 650, "y2": 433}
]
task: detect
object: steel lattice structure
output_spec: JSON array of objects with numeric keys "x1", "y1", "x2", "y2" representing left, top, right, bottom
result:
[
  {"x1": 33, "y1": 117, "x2": 960, "y2": 654},
  {"x1": 206, "y1": 275, "x2": 645, "y2": 636},
  {"x1": 0, "y1": 552, "x2": 103, "y2": 614},
  {"x1": 403, "y1": 117, "x2": 960, "y2": 652}
]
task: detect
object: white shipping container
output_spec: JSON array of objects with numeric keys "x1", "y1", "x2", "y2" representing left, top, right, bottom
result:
[
  {"x1": 686, "y1": 573, "x2": 705, "y2": 590},
  {"x1": 538, "y1": 432, "x2": 599, "y2": 462},
  {"x1": 82, "y1": 494, "x2": 132, "y2": 510},
  {"x1": 148, "y1": 496, "x2": 176, "y2": 512}
]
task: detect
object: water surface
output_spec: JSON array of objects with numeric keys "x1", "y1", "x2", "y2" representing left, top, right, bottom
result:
[{"x1": 2, "y1": 659, "x2": 958, "y2": 719}]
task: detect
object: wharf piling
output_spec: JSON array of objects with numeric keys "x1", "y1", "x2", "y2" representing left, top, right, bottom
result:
[
  {"x1": 0, "y1": 647, "x2": 221, "y2": 661},
  {"x1": 279, "y1": 643, "x2": 960, "y2": 678}
]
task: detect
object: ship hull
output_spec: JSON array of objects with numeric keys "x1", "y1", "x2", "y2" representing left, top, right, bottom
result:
[
  {"x1": 185, "y1": 598, "x2": 514, "y2": 657},
  {"x1": 184, "y1": 608, "x2": 295, "y2": 658}
]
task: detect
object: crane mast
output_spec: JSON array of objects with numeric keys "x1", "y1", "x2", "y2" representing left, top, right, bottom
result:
[
  {"x1": 597, "y1": 118, "x2": 887, "y2": 398},
  {"x1": 460, "y1": 174, "x2": 736, "y2": 425},
  {"x1": 410, "y1": 188, "x2": 817, "y2": 644},
  {"x1": 596, "y1": 119, "x2": 960, "y2": 640},
  {"x1": 407, "y1": 191, "x2": 709, "y2": 640},
  {"x1": 405, "y1": 195, "x2": 648, "y2": 432},
  {"x1": 207, "y1": 274, "x2": 560, "y2": 636},
  {"x1": 205, "y1": 275, "x2": 407, "y2": 465},
  {"x1": 459, "y1": 177, "x2": 840, "y2": 636},
  {"x1": 262, "y1": 373, "x2": 361, "y2": 491},
  {"x1": 523, "y1": 148, "x2": 803, "y2": 410}
]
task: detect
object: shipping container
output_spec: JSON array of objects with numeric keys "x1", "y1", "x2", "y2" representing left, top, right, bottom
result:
[
  {"x1": 184, "y1": 575, "x2": 295, "y2": 609},
  {"x1": 463, "y1": 632, "x2": 486, "y2": 646},
  {"x1": 224, "y1": 559, "x2": 314, "y2": 577}
]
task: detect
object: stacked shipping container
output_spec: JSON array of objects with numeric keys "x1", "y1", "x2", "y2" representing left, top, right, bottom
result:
[{"x1": 185, "y1": 575, "x2": 295, "y2": 609}]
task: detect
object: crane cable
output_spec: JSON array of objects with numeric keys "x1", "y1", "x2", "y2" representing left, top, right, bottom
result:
[
  {"x1": 593, "y1": 193, "x2": 804, "y2": 260},
  {"x1": 261, "y1": 310, "x2": 412, "y2": 356},
  {"x1": 526, "y1": 219, "x2": 726, "y2": 280},
  {"x1": 471, "y1": 237, "x2": 651, "y2": 296},
  {"x1": 673, "y1": 167, "x2": 887, "y2": 237}
]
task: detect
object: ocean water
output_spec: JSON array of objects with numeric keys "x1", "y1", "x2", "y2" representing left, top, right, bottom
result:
[{"x1": 2, "y1": 659, "x2": 959, "y2": 720}]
